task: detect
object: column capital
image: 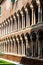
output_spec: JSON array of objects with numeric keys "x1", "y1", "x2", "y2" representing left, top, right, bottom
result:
[
  {"x1": 25, "y1": 8, "x2": 28, "y2": 12},
  {"x1": 16, "y1": 38, "x2": 19, "y2": 42},
  {"x1": 30, "y1": 4, "x2": 34, "y2": 9},
  {"x1": 13, "y1": 38, "x2": 15, "y2": 41},
  {"x1": 8, "y1": 19, "x2": 10, "y2": 23},
  {"x1": 10, "y1": 17, "x2": 13, "y2": 21},
  {"x1": 10, "y1": 39, "x2": 12, "y2": 42},
  {"x1": 25, "y1": 36, "x2": 28, "y2": 40},
  {"x1": 7, "y1": 39, "x2": 10, "y2": 42},
  {"x1": 5, "y1": 21, "x2": 8, "y2": 25},
  {"x1": 17, "y1": 13, "x2": 19, "y2": 17},
  {"x1": 1, "y1": 23, "x2": 4, "y2": 27},
  {"x1": 13, "y1": 15, "x2": 16, "y2": 20},
  {"x1": 20, "y1": 37, "x2": 23, "y2": 41},
  {"x1": 36, "y1": 0, "x2": 40, "y2": 6},
  {"x1": 3, "y1": 22, "x2": 5, "y2": 26},
  {"x1": 20, "y1": 11, "x2": 23, "y2": 15}
]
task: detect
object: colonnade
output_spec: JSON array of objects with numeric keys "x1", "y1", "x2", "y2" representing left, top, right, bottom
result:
[
  {"x1": 0, "y1": 0, "x2": 43, "y2": 58},
  {"x1": 0, "y1": 30, "x2": 43, "y2": 58},
  {"x1": 0, "y1": 0, "x2": 43, "y2": 37}
]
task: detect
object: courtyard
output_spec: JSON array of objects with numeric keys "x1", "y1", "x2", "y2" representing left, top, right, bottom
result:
[{"x1": 0, "y1": 60, "x2": 15, "y2": 65}]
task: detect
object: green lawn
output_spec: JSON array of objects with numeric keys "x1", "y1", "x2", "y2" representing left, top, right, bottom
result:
[{"x1": 0, "y1": 60, "x2": 15, "y2": 65}]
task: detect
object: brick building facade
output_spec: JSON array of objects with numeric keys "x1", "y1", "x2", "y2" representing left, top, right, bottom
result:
[{"x1": 0, "y1": 0, "x2": 43, "y2": 65}]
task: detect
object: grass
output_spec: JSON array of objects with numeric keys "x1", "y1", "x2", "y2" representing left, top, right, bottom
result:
[{"x1": 0, "y1": 60, "x2": 15, "y2": 65}]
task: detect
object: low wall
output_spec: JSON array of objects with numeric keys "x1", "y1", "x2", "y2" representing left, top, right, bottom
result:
[{"x1": 0, "y1": 54, "x2": 43, "y2": 65}]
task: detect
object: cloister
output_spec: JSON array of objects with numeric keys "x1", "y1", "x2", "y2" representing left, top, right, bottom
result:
[{"x1": 0, "y1": 0, "x2": 43, "y2": 63}]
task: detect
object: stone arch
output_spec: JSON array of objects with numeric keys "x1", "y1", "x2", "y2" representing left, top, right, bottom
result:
[
  {"x1": 14, "y1": 12, "x2": 18, "y2": 30},
  {"x1": 37, "y1": 29, "x2": 43, "y2": 41},
  {"x1": 17, "y1": 10, "x2": 22, "y2": 29},
  {"x1": 31, "y1": 31, "x2": 36, "y2": 41},
  {"x1": 26, "y1": 3, "x2": 31, "y2": 25},
  {"x1": 21, "y1": 7, "x2": 26, "y2": 28},
  {"x1": 37, "y1": 29, "x2": 43, "y2": 57},
  {"x1": 30, "y1": 31, "x2": 37, "y2": 57},
  {"x1": 17, "y1": 35, "x2": 22, "y2": 54},
  {"x1": 25, "y1": 32, "x2": 31, "y2": 56},
  {"x1": 25, "y1": 32, "x2": 30, "y2": 41}
]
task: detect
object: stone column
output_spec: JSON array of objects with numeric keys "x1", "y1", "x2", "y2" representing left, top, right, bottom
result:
[
  {"x1": 10, "y1": 17, "x2": 13, "y2": 32},
  {"x1": 38, "y1": 4, "x2": 41, "y2": 23},
  {"x1": 41, "y1": 8, "x2": 42, "y2": 23},
  {"x1": 4, "y1": 41, "x2": 5, "y2": 53},
  {"x1": 15, "y1": 19, "x2": 17, "y2": 31},
  {"x1": 25, "y1": 8, "x2": 30, "y2": 27},
  {"x1": 2, "y1": 41, "x2": 3, "y2": 52},
  {"x1": 22, "y1": 40, "x2": 23, "y2": 55},
  {"x1": 30, "y1": 4, "x2": 34, "y2": 25},
  {"x1": 20, "y1": 37, "x2": 24, "y2": 55},
  {"x1": 40, "y1": 42, "x2": 42, "y2": 58},
  {"x1": 13, "y1": 16, "x2": 16, "y2": 31},
  {"x1": 36, "y1": 0, "x2": 41, "y2": 23},
  {"x1": 13, "y1": 38, "x2": 15, "y2": 53},
  {"x1": 6, "y1": 40, "x2": 7, "y2": 53},
  {"x1": 37, "y1": 35, "x2": 40, "y2": 58},
  {"x1": 7, "y1": 39, "x2": 9, "y2": 53},
  {"x1": 34, "y1": 11, "x2": 36, "y2": 24},
  {"x1": 3, "y1": 25, "x2": 4, "y2": 36},
  {"x1": 20, "y1": 11, "x2": 24, "y2": 29},
  {"x1": 10, "y1": 39, "x2": 12, "y2": 53},
  {"x1": 25, "y1": 37, "x2": 28, "y2": 56},
  {"x1": 17, "y1": 38, "x2": 19, "y2": 54},
  {"x1": 38, "y1": 40, "x2": 40, "y2": 58},
  {"x1": 17, "y1": 14, "x2": 19, "y2": 31},
  {"x1": 8, "y1": 19, "x2": 10, "y2": 34},
  {"x1": 6, "y1": 21, "x2": 8, "y2": 35},
  {"x1": 30, "y1": 36, "x2": 33, "y2": 57}
]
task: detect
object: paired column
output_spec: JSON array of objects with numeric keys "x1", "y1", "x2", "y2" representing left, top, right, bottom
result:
[
  {"x1": 17, "y1": 38, "x2": 19, "y2": 54},
  {"x1": 30, "y1": 4, "x2": 36, "y2": 25},
  {"x1": 20, "y1": 11, "x2": 24, "y2": 29},
  {"x1": 20, "y1": 38, "x2": 23, "y2": 55},
  {"x1": 30, "y1": 36, "x2": 33, "y2": 57},
  {"x1": 30, "y1": 4, "x2": 34, "y2": 25},
  {"x1": 13, "y1": 16, "x2": 16, "y2": 31},
  {"x1": 10, "y1": 17, "x2": 13, "y2": 32},
  {"x1": 37, "y1": 35, "x2": 40, "y2": 58},
  {"x1": 36, "y1": 0, "x2": 42, "y2": 23},
  {"x1": 21, "y1": 37, "x2": 25, "y2": 55},
  {"x1": 25, "y1": 8, "x2": 30, "y2": 27},
  {"x1": 8, "y1": 19, "x2": 10, "y2": 34},
  {"x1": 25, "y1": 37, "x2": 28, "y2": 56},
  {"x1": 10, "y1": 39, "x2": 13, "y2": 53},
  {"x1": 34, "y1": 11, "x2": 36, "y2": 24},
  {"x1": 13, "y1": 38, "x2": 15, "y2": 53},
  {"x1": 17, "y1": 14, "x2": 19, "y2": 31},
  {"x1": 6, "y1": 21, "x2": 8, "y2": 34}
]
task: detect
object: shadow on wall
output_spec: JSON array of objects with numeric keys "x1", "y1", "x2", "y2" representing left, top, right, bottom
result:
[{"x1": 20, "y1": 57, "x2": 43, "y2": 65}]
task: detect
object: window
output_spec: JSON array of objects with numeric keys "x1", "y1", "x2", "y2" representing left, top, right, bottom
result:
[
  {"x1": 0, "y1": 6, "x2": 2, "y2": 16},
  {"x1": 11, "y1": 0, "x2": 17, "y2": 3}
]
